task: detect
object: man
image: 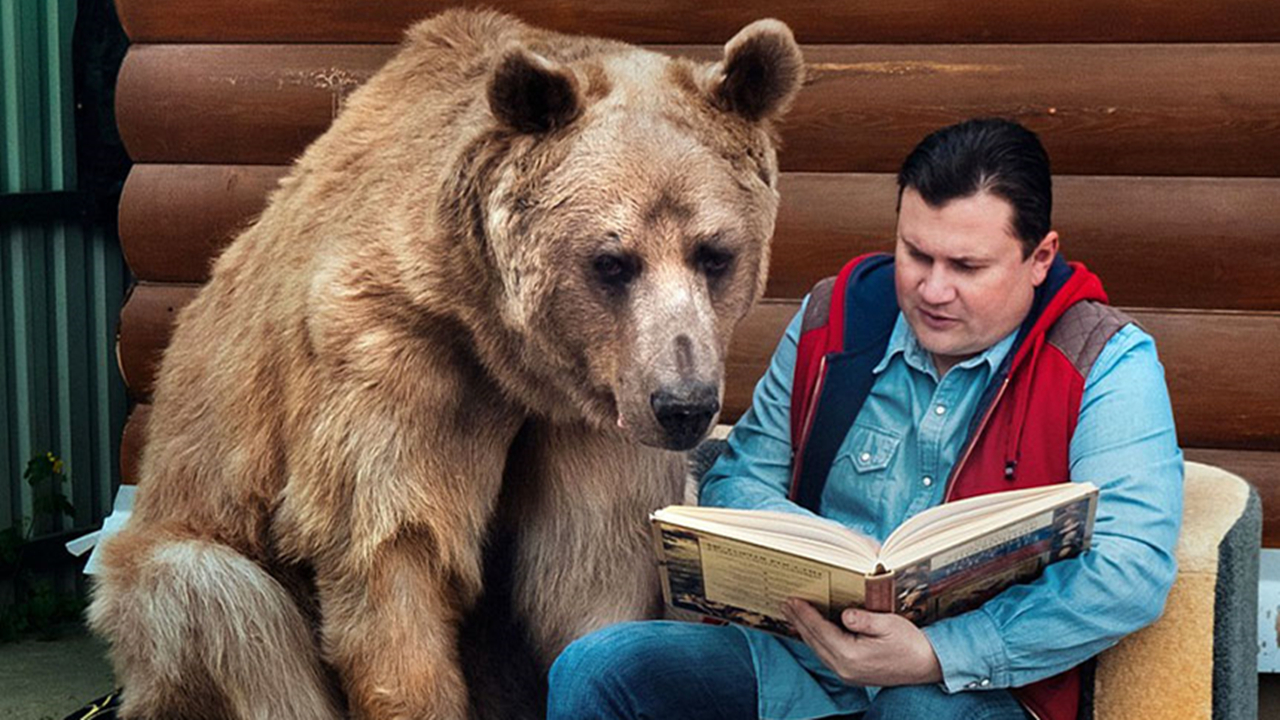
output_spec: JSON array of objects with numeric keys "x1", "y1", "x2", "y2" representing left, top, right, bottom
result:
[{"x1": 547, "y1": 118, "x2": 1183, "y2": 720}]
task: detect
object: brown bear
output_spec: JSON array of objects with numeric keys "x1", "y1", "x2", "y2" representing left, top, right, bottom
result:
[{"x1": 88, "y1": 9, "x2": 803, "y2": 720}]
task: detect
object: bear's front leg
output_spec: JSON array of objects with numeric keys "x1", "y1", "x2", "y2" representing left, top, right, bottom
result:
[
  {"x1": 321, "y1": 528, "x2": 476, "y2": 720},
  {"x1": 278, "y1": 362, "x2": 525, "y2": 720}
]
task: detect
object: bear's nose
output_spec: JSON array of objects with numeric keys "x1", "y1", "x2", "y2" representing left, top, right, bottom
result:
[{"x1": 651, "y1": 383, "x2": 720, "y2": 450}]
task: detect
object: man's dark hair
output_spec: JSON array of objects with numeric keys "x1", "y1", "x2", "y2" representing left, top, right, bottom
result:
[{"x1": 896, "y1": 118, "x2": 1051, "y2": 257}]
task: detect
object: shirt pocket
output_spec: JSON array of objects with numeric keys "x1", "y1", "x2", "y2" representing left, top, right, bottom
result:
[{"x1": 838, "y1": 424, "x2": 902, "y2": 476}]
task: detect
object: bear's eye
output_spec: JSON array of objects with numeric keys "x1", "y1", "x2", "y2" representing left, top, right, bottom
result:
[
  {"x1": 592, "y1": 253, "x2": 638, "y2": 289},
  {"x1": 696, "y1": 246, "x2": 735, "y2": 279}
]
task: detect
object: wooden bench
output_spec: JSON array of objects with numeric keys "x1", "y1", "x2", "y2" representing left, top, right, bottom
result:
[{"x1": 109, "y1": 2, "x2": 1276, "y2": 717}]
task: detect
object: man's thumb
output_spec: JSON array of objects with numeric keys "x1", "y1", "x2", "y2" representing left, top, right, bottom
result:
[
  {"x1": 839, "y1": 604, "x2": 890, "y2": 632},
  {"x1": 842, "y1": 608, "x2": 878, "y2": 634}
]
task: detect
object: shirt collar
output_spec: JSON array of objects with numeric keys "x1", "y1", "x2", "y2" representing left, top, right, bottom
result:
[{"x1": 873, "y1": 313, "x2": 1019, "y2": 382}]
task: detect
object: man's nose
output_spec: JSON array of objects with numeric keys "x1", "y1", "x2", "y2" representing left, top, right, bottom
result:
[{"x1": 919, "y1": 266, "x2": 955, "y2": 304}]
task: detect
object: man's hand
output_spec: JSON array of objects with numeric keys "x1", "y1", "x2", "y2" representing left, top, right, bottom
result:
[{"x1": 781, "y1": 598, "x2": 943, "y2": 687}]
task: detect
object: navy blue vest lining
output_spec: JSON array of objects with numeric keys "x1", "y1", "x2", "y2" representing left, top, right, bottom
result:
[
  {"x1": 794, "y1": 254, "x2": 1074, "y2": 514},
  {"x1": 794, "y1": 255, "x2": 895, "y2": 513}
]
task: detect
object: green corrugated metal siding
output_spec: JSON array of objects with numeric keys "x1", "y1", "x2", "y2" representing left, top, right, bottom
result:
[{"x1": 0, "y1": 0, "x2": 128, "y2": 545}]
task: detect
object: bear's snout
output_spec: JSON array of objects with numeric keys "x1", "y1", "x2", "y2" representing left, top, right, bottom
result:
[{"x1": 650, "y1": 381, "x2": 720, "y2": 450}]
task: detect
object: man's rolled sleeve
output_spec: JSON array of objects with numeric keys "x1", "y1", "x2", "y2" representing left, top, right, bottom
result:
[{"x1": 922, "y1": 606, "x2": 1011, "y2": 692}]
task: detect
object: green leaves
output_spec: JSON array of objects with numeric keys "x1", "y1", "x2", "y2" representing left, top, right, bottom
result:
[
  {"x1": 23, "y1": 451, "x2": 67, "y2": 487},
  {"x1": 22, "y1": 451, "x2": 74, "y2": 525},
  {"x1": 2, "y1": 452, "x2": 86, "y2": 642}
]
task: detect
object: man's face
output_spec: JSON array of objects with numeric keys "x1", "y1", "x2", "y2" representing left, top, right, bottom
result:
[{"x1": 894, "y1": 188, "x2": 1058, "y2": 375}]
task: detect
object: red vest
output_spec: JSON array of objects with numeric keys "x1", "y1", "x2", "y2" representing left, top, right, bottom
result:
[{"x1": 789, "y1": 253, "x2": 1126, "y2": 720}]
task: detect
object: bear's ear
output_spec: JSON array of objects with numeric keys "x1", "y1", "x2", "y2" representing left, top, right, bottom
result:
[
  {"x1": 488, "y1": 48, "x2": 581, "y2": 133},
  {"x1": 713, "y1": 19, "x2": 804, "y2": 123}
]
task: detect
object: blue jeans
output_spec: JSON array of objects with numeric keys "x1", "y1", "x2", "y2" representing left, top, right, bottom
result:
[{"x1": 547, "y1": 622, "x2": 1031, "y2": 720}]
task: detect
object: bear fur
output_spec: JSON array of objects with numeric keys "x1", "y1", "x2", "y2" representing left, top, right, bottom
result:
[{"x1": 89, "y1": 9, "x2": 803, "y2": 719}]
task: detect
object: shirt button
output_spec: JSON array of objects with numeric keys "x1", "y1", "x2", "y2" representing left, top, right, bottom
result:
[
  {"x1": 922, "y1": 476, "x2": 933, "y2": 487},
  {"x1": 979, "y1": 678, "x2": 991, "y2": 687},
  {"x1": 934, "y1": 404, "x2": 947, "y2": 415},
  {"x1": 860, "y1": 452, "x2": 872, "y2": 462}
]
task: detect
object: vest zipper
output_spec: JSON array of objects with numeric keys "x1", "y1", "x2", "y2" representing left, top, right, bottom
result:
[{"x1": 943, "y1": 373, "x2": 1011, "y2": 503}]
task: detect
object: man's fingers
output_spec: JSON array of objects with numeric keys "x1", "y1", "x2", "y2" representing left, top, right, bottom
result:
[
  {"x1": 786, "y1": 599, "x2": 856, "y2": 656},
  {"x1": 784, "y1": 601, "x2": 941, "y2": 687},
  {"x1": 783, "y1": 600, "x2": 843, "y2": 669}
]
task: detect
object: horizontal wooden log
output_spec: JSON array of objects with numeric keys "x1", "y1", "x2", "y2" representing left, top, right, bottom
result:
[
  {"x1": 115, "y1": 0, "x2": 1280, "y2": 44},
  {"x1": 772, "y1": 174, "x2": 1280, "y2": 308},
  {"x1": 116, "y1": 44, "x2": 388, "y2": 167},
  {"x1": 118, "y1": 284, "x2": 1280, "y2": 451},
  {"x1": 120, "y1": 164, "x2": 1280, "y2": 311},
  {"x1": 117, "y1": 283, "x2": 202, "y2": 401},
  {"x1": 116, "y1": 43, "x2": 1280, "y2": 177},
  {"x1": 1137, "y1": 309, "x2": 1280, "y2": 452},
  {"x1": 725, "y1": 302, "x2": 1280, "y2": 452},
  {"x1": 119, "y1": 165, "x2": 285, "y2": 283},
  {"x1": 1184, "y1": 448, "x2": 1280, "y2": 547}
]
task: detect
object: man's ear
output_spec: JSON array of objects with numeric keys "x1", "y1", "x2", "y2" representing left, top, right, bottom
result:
[
  {"x1": 1030, "y1": 231, "x2": 1060, "y2": 286},
  {"x1": 713, "y1": 19, "x2": 805, "y2": 123},
  {"x1": 488, "y1": 47, "x2": 581, "y2": 133}
]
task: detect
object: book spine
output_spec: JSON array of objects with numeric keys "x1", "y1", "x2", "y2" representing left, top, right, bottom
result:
[{"x1": 865, "y1": 573, "x2": 895, "y2": 613}]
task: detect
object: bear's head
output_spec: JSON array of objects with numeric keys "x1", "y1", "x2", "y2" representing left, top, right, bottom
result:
[{"x1": 447, "y1": 19, "x2": 804, "y2": 451}]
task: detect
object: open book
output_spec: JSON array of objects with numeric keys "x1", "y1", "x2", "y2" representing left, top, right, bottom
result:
[{"x1": 650, "y1": 482, "x2": 1097, "y2": 635}]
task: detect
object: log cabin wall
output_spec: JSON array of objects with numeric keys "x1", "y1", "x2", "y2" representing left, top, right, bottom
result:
[{"x1": 109, "y1": 2, "x2": 1280, "y2": 544}]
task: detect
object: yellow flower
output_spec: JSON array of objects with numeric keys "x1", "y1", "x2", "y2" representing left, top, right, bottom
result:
[{"x1": 53, "y1": 459, "x2": 64, "y2": 475}]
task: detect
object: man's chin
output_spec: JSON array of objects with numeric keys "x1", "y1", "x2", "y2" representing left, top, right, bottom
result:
[
  {"x1": 909, "y1": 328, "x2": 981, "y2": 370},
  {"x1": 907, "y1": 318, "x2": 958, "y2": 353}
]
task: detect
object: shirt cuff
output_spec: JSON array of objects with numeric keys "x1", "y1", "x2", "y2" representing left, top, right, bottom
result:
[{"x1": 922, "y1": 607, "x2": 1010, "y2": 693}]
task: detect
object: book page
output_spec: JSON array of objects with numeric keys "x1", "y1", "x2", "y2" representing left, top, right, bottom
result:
[
  {"x1": 880, "y1": 485, "x2": 1064, "y2": 550},
  {"x1": 879, "y1": 483, "x2": 1095, "y2": 567},
  {"x1": 652, "y1": 506, "x2": 878, "y2": 570},
  {"x1": 884, "y1": 486, "x2": 1059, "y2": 543},
  {"x1": 900, "y1": 486, "x2": 1094, "y2": 566},
  {"x1": 926, "y1": 509, "x2": 1055, "y2": 569}
]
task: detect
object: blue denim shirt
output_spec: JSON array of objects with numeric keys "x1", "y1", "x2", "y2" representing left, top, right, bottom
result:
[{"x1": 700, "y1": 300, "x2": 1183, "y2": 720}]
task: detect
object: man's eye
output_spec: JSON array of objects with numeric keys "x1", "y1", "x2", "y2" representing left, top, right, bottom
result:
[
  {"x1": 593, "y1": 254, "x2": 638, "y2": 288},
  {"x1": 696, "y1": 247, "x2": 735, "y2": 279}
]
